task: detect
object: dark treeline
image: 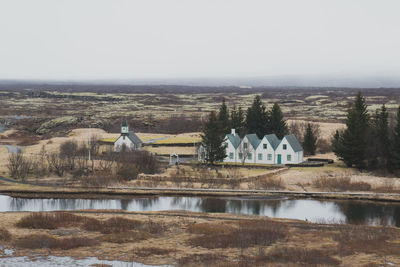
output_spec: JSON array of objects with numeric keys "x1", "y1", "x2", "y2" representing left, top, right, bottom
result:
[
  {"x1": 2, "y1": 81, "x2": 400, "y2": 95},
  {"x1": 332, "y1": 91, "x2": 400, "y2": 175}
]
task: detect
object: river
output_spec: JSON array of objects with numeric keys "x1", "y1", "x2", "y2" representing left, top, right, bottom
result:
[{"x1": 1, "y1": 195, "x2": 399, "y2": 226}]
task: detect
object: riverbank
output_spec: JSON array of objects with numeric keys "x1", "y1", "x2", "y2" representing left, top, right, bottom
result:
[
  {"x1": 0, "y1": 210, "x2": 399, "y2": 267},
  {"x1": 1, "y1": 177, "x2": 400, "y2": 202}
]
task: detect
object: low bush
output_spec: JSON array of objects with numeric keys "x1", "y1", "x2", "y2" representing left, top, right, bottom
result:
[
  {"x1": 82, "y1": 217, "x2": 142, "y2": 234},
  {"x1": 314, "y1": 176, "x2": 371, "y2": 191},
  {"x1": 265, "y1": 247, "x2": 340, "y2": 266},
  {"x1": 188, "y1": 220, "x2": 287, "y2": 249},
  {"x1": 134, "y1": 247, "x2": 176, "y2": 257},
  {"x1": 102, "y1": 230, "x2": 151, "y2": 243},
  {"x1": 0, "y1": 228, "x2": 11, "y2": 241},
  {"x1": 15, "y1": 212, "x2": 86, "y2": 229},
  {"x1": 14, "y1": 234, "x2": 98, "y2": 250}
]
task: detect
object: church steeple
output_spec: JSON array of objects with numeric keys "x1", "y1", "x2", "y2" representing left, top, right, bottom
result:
[{"x1": 121, "y1": 117, "x2": 129, "y2": 135}]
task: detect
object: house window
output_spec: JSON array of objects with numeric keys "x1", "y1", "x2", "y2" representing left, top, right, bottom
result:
[
  {"x1": 283, "y1": 144, "x2": 287, "y2": 150},
  {"x1": 239, "y1": 153, "x2": 243, "y2": 160},
  {"x1": 263, "y1": 144, "x2": 267, "y2": 149},
  {"x1": 229, "y1": 152, "x2": 234, "y2": 159},
  {"x1": 201, "y1": 152, "x2": 205, "y2": 160},
  {"x1": 258, "y1": 153, "x2": 262, "y2": 160},
  {"x1": 287, "y1": 155, "x2": 291, "y2": 161},
  {"x1": 243, "y1": 143, "x2": 248, "y2": 149},
  {"x1": 248, "y1": 153, "x2": 252, "y2": 160},
  {"x1": 267, "y1": 154, "x2": 272, "y2": 161}
]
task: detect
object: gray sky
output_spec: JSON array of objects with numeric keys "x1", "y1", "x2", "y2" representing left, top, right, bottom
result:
[{"x1": 1, "y1": 0, "x2": 400, "y2": 82}]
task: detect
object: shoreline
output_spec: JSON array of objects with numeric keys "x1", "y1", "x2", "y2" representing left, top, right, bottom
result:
[{"x1": 1, "y1": 186, "x2": 400, "y2": 202}]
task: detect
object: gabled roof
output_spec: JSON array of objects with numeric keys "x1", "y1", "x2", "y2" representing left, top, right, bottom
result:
[
  {"x1": 128, "y1": 131, "x2": 142, "y2": 144},
  {"x1": 284, "y1": 134, "x2": 303, "y2": 152},
  {"x1": 245, "y1": 134, "x2": 261, "y2": 150},
  {"x1": 226, "y1": 134, "x2": 241, "y2": 149},
  {"x1": 264, "y1": 134, "x2": 280, "y2": 150}
]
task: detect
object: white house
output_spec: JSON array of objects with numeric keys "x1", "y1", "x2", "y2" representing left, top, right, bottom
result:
[
  {"x1": 198, "y1": 129, "x2": 304, "y2": 165},
  {"x1": 223, "y1": 129, "x2": 242, "y2": 163},
  {"x1": 255, "y1": 134, "x2": 280, "y2": 164},
  {"x1": 114, "y1": 118, "x2": 142, "y2": 152},
  {"x1": 274, "y1": 134, "x2": 304, "y2": 164}
]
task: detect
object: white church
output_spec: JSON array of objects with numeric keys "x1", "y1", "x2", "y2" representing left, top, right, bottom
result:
[
  {"x1": 114, "y1": 118, "x2": 142, "y2": 152},
  {"x1": 199, "y1": 129, "x2": 303, "y2": 165}
]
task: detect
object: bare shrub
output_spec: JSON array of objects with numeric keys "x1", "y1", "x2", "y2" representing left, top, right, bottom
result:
[
  {"x1": 15, "y1": 212, "x2": 86, "y2": 229},
  {"x1": 7, "y1": 153, "x2": 32, "y2": 180},
  {"x1": 14, "y1": 234, "x2": 98, "y2": 250},
  {"x1": 254, "y1": 176, "x2": 285, "y2": 190},
  {"x1": 32, "y1": 145, "x2": 49, "y2": 177},
  {"x1": 317, "y1": 138, "x2": 331, "y2": 154},
  {"x1": 97, "y1": 147, "x2": 116, "y2": 173},
  {"x1": 333, "y1": 224, "x2": 399, "y2": 256},
  {"x1": 314, "y1": 176, "x2": 371, "y2": 191},
  {"x1": 82, "y1": 217, "x2": 142, "y2": 234},
  {"x1": 133, "y1": 247, "x2": 176, "y2": 257},
  {"x1": 187, "y1": 220, "x2": 287, "y2": 249},
  {"x1": 47, "y1": 152, "x2": 66, "y2": 177},
  {"x1": 80, "y1": 172, "x2": 121, "y2": 187},
  {"x1": 265, "y1": 247, "x2": 340, "y2": 266},
  {"x1": 102, "y1": 230, "x2": 151, "y2": 243},
  {"x1": 0, "y1": 228, "x2": 11, "y2": 241},
  {"x1": 187, "y1": 222, "x2": 235, "y2": 235},
  {"x1": 59, "y1": 140, "x2": 78, "y2": 170}
]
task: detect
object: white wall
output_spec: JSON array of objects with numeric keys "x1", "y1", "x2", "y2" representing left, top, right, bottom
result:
[
  {"x1": 255, "y1": 137, "x2": 276, "y2": 164},
  {"x1": 275, "y1": 137, "x2": 303, "y2": 164},
  {"x1": 114, "y1": 135, "x2": 136, "y2": 152}
]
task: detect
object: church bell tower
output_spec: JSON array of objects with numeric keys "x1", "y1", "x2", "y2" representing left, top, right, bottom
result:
[{"x1": 121, "y1": 118, "x2": 129, "y2": 135}]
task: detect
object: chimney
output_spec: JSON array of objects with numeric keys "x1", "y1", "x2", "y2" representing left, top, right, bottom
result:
[{"x1": 231, "y1": 129, "x2": 236, "y2": 135}]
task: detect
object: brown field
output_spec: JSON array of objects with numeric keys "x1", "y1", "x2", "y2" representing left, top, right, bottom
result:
[{"x1": 0, "y1": 211, "x2": 399, "y2": 266}]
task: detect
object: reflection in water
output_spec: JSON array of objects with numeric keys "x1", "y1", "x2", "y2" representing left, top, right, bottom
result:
[{"x1": 1, "y1": 195, "x2": 400, "y2": 226}]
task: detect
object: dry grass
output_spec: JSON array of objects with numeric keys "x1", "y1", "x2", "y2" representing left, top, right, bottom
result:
[{"x1": 101, "y1": 230, "x2": 151, "y2": 243}]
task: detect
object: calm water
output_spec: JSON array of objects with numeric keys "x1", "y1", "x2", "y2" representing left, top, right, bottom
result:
[{"x1": 1, "y1": 195, "x2": 399, "y2": 226}]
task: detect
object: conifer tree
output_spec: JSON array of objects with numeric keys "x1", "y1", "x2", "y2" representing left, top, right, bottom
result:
[
  {"x1": 269, "y1": 102, "x2": 288, "y2": 139},
  {"x1": 388, "y1": 106, "x2": 400, "y2": 172},
  {"x1": 333, "y1": 91, "x2": 369, "y2": 168},
  {"x1": 230, "y1": 105, "x2": 245, "y2": 136},
  {"x1": 369, "y1": 105, "x2": 389, "y2": 168},
  {"x1": 218, "y1": 99, "x2": 230, "y2": 134},
  {"x1": 201, "y1": 111, "x2": 227, "y2": 164},
  {"x1": 245, "y1": 95, "x2": 268, "y2": 138},
  {"x1": 303, "y1": 123, "x2": 317, "y2": 155}
]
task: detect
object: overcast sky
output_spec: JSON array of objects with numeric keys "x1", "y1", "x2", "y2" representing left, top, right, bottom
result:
[{"x1": 0, "y1": 0, "x2": 400, "y2": 82}]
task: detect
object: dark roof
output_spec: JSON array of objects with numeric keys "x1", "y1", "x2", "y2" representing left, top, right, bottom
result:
[
  {"x1": 284, "y1": 134, "x2": 303, "y2": 152},
  {"x1": 226, "y1": 134, "x2": 241, "y2": 149},
  {"x1": 264, "y1": 134, "x2": 280, "y2": 150},
  {"x1": 127, "y1": 131, "x2": 142, "y2": 144},
  {"x1": 245, "y1": 134, "x2": 261, "y2": 150}
]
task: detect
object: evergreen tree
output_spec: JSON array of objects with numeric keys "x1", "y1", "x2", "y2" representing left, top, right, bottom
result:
[
  {"x1": 303, "y1": 123, "x2": 317, "y2": 155},
  {"x1": 369, "y1": 105, "x2": 389, "y2": 168},
  {"x1": 218, "y1": 99, "x2": 230, "y2": 134},
  {"x1": 230, "y1": 105, "x2": 245, "y2": 136},
  {"x1": 269, "y1": 102, "x2": 288, "y2": 139},
  {"x1": 388, "y1": 106, "x2": 400, "y2": 172},
  {"x1": 200, "y1": 111, "x2": 227, "y2": 164},
  {"x1": 333, "y1": 91, "x2": 369, "y2": 168},
  {"x1": 245, "y1": 95, "x2": 268, "y2": 138}
]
